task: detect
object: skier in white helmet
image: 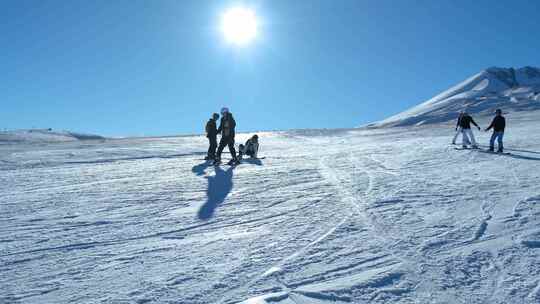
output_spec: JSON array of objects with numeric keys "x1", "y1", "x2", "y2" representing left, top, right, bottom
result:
[{"x1": 214, "y1": 107, "x2": 240, "y2": 165}]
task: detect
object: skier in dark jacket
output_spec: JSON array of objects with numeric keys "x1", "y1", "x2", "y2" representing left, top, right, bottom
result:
[
  {"x1": 485, "y1": 109, "x2": 506, "y2": 152},
  {"x1": 214, "y1": 107, "x2": 239, "y2": 165},
  {"x1": 205, "y1": 113, "x2": 219, "y2": 160},
  {"x1": 459, "y1": 112, "x2": 481, "y2": 148}
]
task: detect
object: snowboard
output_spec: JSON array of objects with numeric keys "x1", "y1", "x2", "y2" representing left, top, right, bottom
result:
[
  {"x1": 212, "y1": 159, "x2": 240, "y2": 166},
  {"x1": 239, "y1": 156, "x2": 266, "y2": 160},
  {"x1": 203, "y1": 156, "x2": 266, "y2": 164}
]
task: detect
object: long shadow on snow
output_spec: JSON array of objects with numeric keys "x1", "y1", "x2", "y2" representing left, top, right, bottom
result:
[
  {"x1": 501, "y1": 148, "x2": 540, "y2": 155},
  {"x1": 502, "y1": 154, "x2": 540, "y2": 161},
  {"x1": 477, "y1": 144, "x2": 540, "y2": 155},
  {"x1": 476, "y1": 149, "x2": 540, "y2": 161},
  {"x1": 198, "y1": 166, "x2": 234, "y2": 220}
]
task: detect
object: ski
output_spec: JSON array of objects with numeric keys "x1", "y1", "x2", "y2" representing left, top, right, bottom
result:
[
  {"x1": 239, "y1": 156, "x2": 266, "y2": 160},
  {"x1": 453, "y1": 147, "x2": 479, "y2": 151}
]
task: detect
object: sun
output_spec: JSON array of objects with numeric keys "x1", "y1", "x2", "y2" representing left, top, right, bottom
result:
[{"x1": 220, "y1": 7, "x2": 258, "y2": 46}]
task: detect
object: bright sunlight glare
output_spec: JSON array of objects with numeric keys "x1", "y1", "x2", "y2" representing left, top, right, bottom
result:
[{"x1": 220, "y1": 7, "x2": 258, "y2": 46}]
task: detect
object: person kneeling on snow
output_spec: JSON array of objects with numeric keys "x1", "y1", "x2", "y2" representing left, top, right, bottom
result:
[
  {"x1": 239, "y1": 134, "x2": 259, "y2": 160},
  {"x1": 485, "y1": 109, "x2": 505, "y2": 153},
  {"x1": 460, "y1": 111, "x2": 481, "y2": 148}
]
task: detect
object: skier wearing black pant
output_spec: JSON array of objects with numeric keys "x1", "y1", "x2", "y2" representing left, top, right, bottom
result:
[
  {"x1": 485, "y1": 109, "x2": 506, "y2": 153},
  {"x1": 214, "y1": 107, "x2": 239, "y2": 165},
  {"x1": 452, "y1": 111, "x2": 464, "y2": 145},
  {"x1": 205, "y1": 113, "x2": 219, "y2": 160}
]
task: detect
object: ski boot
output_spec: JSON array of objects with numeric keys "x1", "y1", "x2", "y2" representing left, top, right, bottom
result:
[{"x1": 213, "y1": 158, "x2": 221, "y2": 166}]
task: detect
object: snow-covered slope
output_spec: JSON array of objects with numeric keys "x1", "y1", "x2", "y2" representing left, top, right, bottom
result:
[
  {"x1": 370, "y1": 67, "x2": 540, "y2": 127},
  {"x1": 2, "y1": 112, "x2": 540, "y2": 303},
  {"x1": 0, "y1": 129, "x2": 105, "y2": 143}
]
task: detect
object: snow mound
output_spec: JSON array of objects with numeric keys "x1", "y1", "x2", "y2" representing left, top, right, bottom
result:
[
  {"x1": 369, "y1": 66, "x2": 540, "y2": 128},
  {"x1": 0, "y1": 129, "x2": 105, "y2": 143}
]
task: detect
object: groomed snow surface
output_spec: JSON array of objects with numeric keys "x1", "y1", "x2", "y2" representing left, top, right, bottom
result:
[{"x1": 2, "y1": 112, "x2": 540, "y2": 303}]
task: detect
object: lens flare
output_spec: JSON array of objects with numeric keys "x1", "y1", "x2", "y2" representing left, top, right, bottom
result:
[{"x1": 221, "y1": 7, "x2": 258, "y2": 46}]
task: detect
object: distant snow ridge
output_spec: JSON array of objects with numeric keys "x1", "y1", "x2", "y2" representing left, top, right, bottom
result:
[
  {"x1": 0, "y1": 129, "x2": 105, "y2": 143},
  {"x1": 369, "y1": 66, "x2": 540, "y2": 128}
]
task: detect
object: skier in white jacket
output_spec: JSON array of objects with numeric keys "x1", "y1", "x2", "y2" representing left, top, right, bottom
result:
[{"x1": 239, "y1": 134, "x2": 259, "y2": 160}]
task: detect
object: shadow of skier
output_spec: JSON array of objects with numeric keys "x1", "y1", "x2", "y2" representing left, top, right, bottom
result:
[
  {"x1": 503, "y1": 148, "x2": 540, "y2": 155},
  {"x1": 506, "y1": 153, "x2": 540, "y2": 161},
  {"x1": 197, "y1": 166, "x2": 234, "y2": 220},
  {"x1": 478, "y1": 144, "x2": 540, "y2": 155},
  {"x1": 477, "y1": 149, "x2": 540, "y2": 161},
  {"x1": 192, "y1": 161, "x2": 211, "y2": 176}
]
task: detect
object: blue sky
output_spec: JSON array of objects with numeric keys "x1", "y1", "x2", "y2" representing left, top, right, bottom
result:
[{"x1": 2, "y1": 0, "x2": 540, "y2": 136}]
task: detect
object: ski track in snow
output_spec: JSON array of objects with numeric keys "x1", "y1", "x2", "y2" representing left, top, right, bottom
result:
[{"x1": 2, "y1": 114, "x2": 540, "y2": 303}]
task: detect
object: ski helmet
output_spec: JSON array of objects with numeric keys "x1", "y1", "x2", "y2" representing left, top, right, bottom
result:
[
  {"x1": 495, "y1": 109, "x2": 502, "y2": 114},
  {"x1": 221, "y1": 107, "x2": 229, "y2": 115},
  {"x1": 212, "y1": 113, "x2": 219, "y2": 120}
]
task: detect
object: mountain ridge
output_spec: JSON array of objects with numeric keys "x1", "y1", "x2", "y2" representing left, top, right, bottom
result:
[
  {"x1": 0, "y1": 129, "x2": 105, "y2": 143},
  {"x1": 369, "y1": 66, "x2": 540, "y2": 128}
]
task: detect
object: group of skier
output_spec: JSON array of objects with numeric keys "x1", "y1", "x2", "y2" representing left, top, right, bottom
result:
[
  {"x1": 452, "y1": 109, "x2": 506, "y2": 153},
  {"x1": 202, "y1": 107, "x2": 506, "y2": 166},
  {"x1": 204, "y1": 107, "x2": 259, "y2": 165}
]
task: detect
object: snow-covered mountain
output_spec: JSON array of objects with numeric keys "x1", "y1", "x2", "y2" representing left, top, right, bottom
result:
[
  {"x1": 369, "y1": 66, "x2": 540, "y2": 128},
  {"x1": 0, "y1": 129, "x2": 105, "y2": 143}
]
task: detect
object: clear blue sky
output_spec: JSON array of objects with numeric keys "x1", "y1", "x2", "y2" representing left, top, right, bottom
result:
[{"x1": 2, "y1": 0, "x2": 540, "y2": 136}]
